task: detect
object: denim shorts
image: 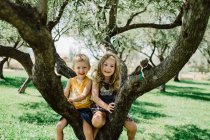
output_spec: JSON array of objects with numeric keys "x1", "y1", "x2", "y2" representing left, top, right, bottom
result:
[
  {"x1": 59, "y1": 108, "x2": 93, "y2": 125},
  {"x1": 77, "y1": 108, "x2": 93, "y2": 125}
]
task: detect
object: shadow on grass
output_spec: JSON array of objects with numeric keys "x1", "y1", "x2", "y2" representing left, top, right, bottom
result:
[
  {"x1": 18, "y1": 102, "x2": 59, "y2": 125},
  {"x1": 166, "y1": 85, "x2": 204, "y2": 92},
  {"x1": 130, "y1": 101, "x2": 167, "y2": 123},
  {"x1": 162, "y1": 85, "x2": 210, "y2": 101},
  {"x1": 180, "y1": 80, "x2": 210, "y2": 86},
  {"x1": 165, "y1": 124, "x2": 210, "y2": 140},
  {"x1": 0, "y1": 77, "x2": 33, "y2": 88}
]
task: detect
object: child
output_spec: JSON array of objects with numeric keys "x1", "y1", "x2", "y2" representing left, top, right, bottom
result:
[
  {"x1": 56, "y1": 54, "x2": 93, "y2": 140},
  {"x1": 91, "y1": 53, "x2": 137, "y2": 140}
]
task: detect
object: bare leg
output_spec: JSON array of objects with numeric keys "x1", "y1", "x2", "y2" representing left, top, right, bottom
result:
[
  {"x1": 124, "y1": 120, "x2": 137, "y2": 140},
  {"x1": 92, "y1": 111, "x2": 106, "y2": 139},
  {"x1": 56, "y1": 118, "x2": 68, "y2": 140},
  {"x1": 83, "y1": 119, "x2": 94, "y2": 140}
]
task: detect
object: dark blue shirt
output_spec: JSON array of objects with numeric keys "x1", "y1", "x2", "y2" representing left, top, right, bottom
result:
[{"x1": 99, "y1": 82, "x2": 117, "y2": 104}]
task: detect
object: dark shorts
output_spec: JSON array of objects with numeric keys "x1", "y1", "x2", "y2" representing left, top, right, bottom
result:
[
  {"x1": 78, "y1": 108, "x2": 93, "y2": 125},
  {"x1": 59, "y1": 108, "x2": 93, "y2": 125}
]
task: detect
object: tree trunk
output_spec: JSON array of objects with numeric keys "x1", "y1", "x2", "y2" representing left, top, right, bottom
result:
[
  {"x1": 0, "y1": 57, "x2": 8, "y2": 79},
  {"x1": 18, "y1": 77, "x2": 31, "y2": 93},
  {"x1": 174, "y1": 72, "x2": 180, "y2": 82}
]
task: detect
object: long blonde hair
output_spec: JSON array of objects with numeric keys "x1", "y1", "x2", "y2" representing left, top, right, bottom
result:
[{"x1": 94, "y1": 53, "x2": 121, "y2": 92}]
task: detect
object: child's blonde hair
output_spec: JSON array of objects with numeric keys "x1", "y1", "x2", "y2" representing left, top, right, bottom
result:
[
  {"x1": 94, "y1": 53, "x2": 121, "y2": 92},
  {"x1": 72, "y1": 54, "x2": 90, "y2": 68}
]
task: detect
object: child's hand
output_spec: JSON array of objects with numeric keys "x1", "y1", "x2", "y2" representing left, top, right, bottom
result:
[
  {"x1": 68, "y1": 98, "x2": 74, "y2": 104},
  {"x1": 106, "y1": 102, "x2": 115, "y2": 113}
]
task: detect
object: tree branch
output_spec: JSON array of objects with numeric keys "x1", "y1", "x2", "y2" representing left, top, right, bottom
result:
[
  {"x1": 36, "y1": 0, "x2": 48, "y2": 25},
  {"x1": 111, "y1": 4, "x2": 184, "y2": 37},
  {"x1": 107, "y1": 0, "x2": 119, "y2": 32},
  {"x1": 0, "y1": 45, "x2": 33, "y2": 76},
  {"x1": 47, "y1": 0, "x2": 70, "y2": 31}
]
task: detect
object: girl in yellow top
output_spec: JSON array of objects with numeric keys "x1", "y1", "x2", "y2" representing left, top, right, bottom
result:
[{"x1": 56, "y1": 54, "x2": 93, "y2": 140}]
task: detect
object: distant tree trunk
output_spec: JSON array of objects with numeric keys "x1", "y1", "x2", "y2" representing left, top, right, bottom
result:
[
  {"x1": 0, "y1": 57, "x2": 8, "y2": 79},
  {"x1": 158, "y1": 55, "x2": 166, "y2": 92},
  {"x1": 174, "y1": 72, "x2": 180, "y2": 82},
  {"x1": 18, "y1": 77, "x2": 30, "y2": 93}
]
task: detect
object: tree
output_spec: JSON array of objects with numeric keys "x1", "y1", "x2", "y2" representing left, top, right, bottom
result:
[{"x1": 0, "y1": 0, "x2": 210, "y2": 139}]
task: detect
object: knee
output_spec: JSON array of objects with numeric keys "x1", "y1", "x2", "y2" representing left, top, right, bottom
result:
[
  {"x1": 92, "y1": 112, "x2": 106, "y2": 128},
  {"x1": 128, "y1": 123, "x2": 137, "y2": 133},
  {"x1": 56, "y1": 121, "x2": 66, "y2": 131}
]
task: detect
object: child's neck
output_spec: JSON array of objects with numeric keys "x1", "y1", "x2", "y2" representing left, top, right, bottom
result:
[
  {"x1": 104, "y1": 76, "x2": 110, "y2": 83},
  {"x1": 76, "y1": 76, "x2": 85, "y2": 83}
]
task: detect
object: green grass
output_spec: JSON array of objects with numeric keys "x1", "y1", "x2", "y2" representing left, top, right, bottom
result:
[{"x1": 1, "y1": 70, "x2": 210, "y2": 140}]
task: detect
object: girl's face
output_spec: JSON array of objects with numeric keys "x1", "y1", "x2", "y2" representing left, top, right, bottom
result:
[{"x1": 101, "y1": 56, "x2": 116, "y2": 79}]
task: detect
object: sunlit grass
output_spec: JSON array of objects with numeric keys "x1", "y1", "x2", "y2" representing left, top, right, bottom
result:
[{"x1": 1, "y1": 69, "x2": 210, "y2": 140}]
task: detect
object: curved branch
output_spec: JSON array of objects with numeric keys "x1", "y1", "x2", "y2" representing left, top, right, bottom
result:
[
  {"x1": 0, "y1": 0, "x2": 42, "y2": 46},
  {"x1": 55, "y1": 53, "x2": 76, "y2": 78},
  {"x1": 0, "y1": 45, "x2": 33, "y2": 76},
  {"x1": 111, "y1": 4, "x2": 184, "y2": 37},
  {"x1": 47, "y1": 0, "x2": 70, "y2": 31}
]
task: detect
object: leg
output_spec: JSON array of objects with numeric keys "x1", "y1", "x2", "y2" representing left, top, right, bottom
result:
[
  {"x1": 91, "y1": 111, "x2": 106, "y2": 138},
  {"x1": 83, "y1": 119, "x2": 94, "y2": 140},
  {"x1": 56, "y1": 118, "x2": 68, "y2": 140},
  {"x1": 124, "y1": 120, "x2": 137, "y2": 140}
]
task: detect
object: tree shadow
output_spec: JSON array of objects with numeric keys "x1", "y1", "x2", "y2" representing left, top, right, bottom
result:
[
  {"x1": 166, "y1": 85, "x2": 204, "y2": 92},
  {"x1": 18, "y1": 102, "x2": 59, "y2": 125},
  {"x1": 162, "y1": 85, "x2": 210, "y2": 101},
  {"x1": 161, "y1": 91, "x2": 210, "y2": 102},
  {"x1": 130, "y1": 101, "x2": 167, "y2": 123},
  {"x1": 180, "y1": 80, "x2": 210, "y2": 86},
  {"x1": 0, "y1": 77, "x2": 33, "y2": 88},
  {"x1": 165, "y1": 124, "x2": 210, "y2": 140}
]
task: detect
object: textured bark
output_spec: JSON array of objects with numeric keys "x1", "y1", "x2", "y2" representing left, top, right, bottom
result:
[{"x1": 0, "y1": 0, "x2": 210, "y2": 139}]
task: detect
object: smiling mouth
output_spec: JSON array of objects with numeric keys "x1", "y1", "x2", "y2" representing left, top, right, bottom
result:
[{"x1": 104, "y1": 71, "x2": 111, "y2": 74}]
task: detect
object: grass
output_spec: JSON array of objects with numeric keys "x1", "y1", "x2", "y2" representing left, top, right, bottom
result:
[{"x1": 1, "y1": 69, "x2": 210, "y2": 140}]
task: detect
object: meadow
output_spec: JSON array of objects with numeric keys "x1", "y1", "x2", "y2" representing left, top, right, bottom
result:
[{"x1": 0, "y1": 70, "x2": 210, "y2": 140}]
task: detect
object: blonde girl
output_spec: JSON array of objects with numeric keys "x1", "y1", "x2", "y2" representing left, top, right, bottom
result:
[{"x1": 91, "y1": 53, "x2": 137, "y2": 140}]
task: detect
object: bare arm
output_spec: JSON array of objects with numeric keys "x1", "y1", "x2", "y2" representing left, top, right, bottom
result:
[
  {"x1": 64, "y1": 78, "x2": 71, "y2": 98},
  {"x1": 92, "y1": 81, "x2": 114, "y2": 113},
  {"x1": 70, "y1": 79, "x2": 92, "y2": 102}
]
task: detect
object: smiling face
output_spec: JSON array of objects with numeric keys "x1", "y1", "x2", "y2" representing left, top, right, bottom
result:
[
  {"x1": 73, "y1": 61, "x2": 90, "y2": 79},
  {"x1": 101, "y1": 56, "x2": 116, "y2": 80}
]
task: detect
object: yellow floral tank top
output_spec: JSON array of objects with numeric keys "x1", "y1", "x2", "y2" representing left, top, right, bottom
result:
[{"x1": 69, "y1": 76, "x2": 91, "y2": 109}]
